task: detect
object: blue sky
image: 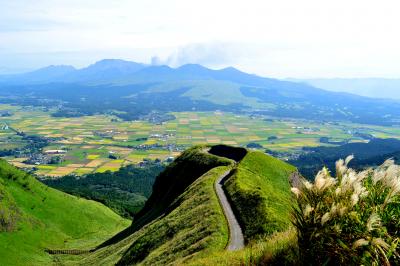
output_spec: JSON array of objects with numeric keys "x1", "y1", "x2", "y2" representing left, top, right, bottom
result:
[{"x1": 1, "y1": 0, "x2": 400, "y2": 78}]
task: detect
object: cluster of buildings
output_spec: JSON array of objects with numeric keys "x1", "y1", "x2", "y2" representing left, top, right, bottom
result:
[
  {"x1": 134, "y1": 143, "x2": 185, "y2": 152},
  {"x1": 149, "y1": 133, "x2": 175, "y2": 142}
]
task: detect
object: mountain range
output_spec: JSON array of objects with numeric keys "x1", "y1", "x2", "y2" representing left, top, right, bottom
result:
[
  {"x1": 290, "y1": 78, "x2": 400, "y2": 100},
  {"x1": 1, "y1": 59, "x2": 400, "y2": 125}
]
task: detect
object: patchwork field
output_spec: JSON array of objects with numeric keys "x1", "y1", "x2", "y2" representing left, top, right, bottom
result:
[{"x1": 1, "y1": 104, "x2": 400, "y2": 177}]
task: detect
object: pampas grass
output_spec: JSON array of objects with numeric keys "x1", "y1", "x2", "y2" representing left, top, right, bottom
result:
[{"x1": 292, "y1": 156, "x2": 400, "y2": 265}]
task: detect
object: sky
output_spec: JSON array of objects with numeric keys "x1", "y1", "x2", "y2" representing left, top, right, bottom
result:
[{"x1": 1, "y1": 0, "x2": 400, "y2": 78}]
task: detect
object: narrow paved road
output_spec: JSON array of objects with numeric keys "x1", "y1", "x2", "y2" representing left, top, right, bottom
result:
[{"x1": 215, "y1": 170, "x2": 245, "y2": 250}]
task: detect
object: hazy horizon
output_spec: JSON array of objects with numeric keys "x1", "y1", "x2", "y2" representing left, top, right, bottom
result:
[
  {"x1": 3, "y1": 58, "x2": 400, "y2": 81},
  {"x1": 1, "y1": 0, "x2": 400, "y2": 79}
]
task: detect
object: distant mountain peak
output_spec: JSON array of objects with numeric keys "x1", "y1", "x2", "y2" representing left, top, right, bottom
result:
[
  {"x1": 32, "y1": 64, "x2": 76, "y2": 72},
  {"x1": 218, "y1": 66, "x2": 253, "y2": 76},
  {"x1": 64, "y1": 59, "x2": 148, "y2": 81},
  {"x1": 177, "y1": 64, "x2": 209, "y2": 70},
  {"x1": 11, "y1": 64, "x2": 77, "y2": 82},
  {"x1": 219, "y1": 66, "x2": 239, "y2": 72},
  {"x1": 85, "y1": 59, "x2": 146, "y2": 70},
  {"x1": 96, "y1": 58, "x2": 126, "y2": 63}
]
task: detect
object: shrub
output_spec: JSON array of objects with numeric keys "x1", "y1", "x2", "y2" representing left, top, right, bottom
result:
[{"x1": 292, "y1": 156, "x2": 400, "y2": 265}]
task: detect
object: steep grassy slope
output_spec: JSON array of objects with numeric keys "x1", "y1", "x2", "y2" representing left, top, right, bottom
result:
[
  {"x1": 59, "y1": 146, "x2": 233, "y2": 265},
  {"x1": 133, "y1": 146, "x2": 231, "y2": 225},
  {"x1": 189, "y1": 229, "x2": 298, "y2": 266},
  {"x1": 119, "y1": 165, "x2": 232, "y2": 265},
  {"x1": 0, "y1": 180, "x2": 19, "y2": 232},
  {"x1": 0, "y1": 159, "x2": 130, "y2": 265},
  {"x1": 58, "y1": 146, "x2": 297, "y2": 265},
  {"x1": 224, "y1": 151, "x2": 297, "y2": 241}
]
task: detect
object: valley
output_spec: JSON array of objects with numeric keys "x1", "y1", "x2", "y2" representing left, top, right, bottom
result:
[
  {"x1": 1, "y1": 104, "x2": 400, "y2": 179},
  {"x1": 2, "y1": 2, "x2": 400, "y2": 264},
  {"x1": 1, "y1": 61, "x2": 400, "y2": 265}
]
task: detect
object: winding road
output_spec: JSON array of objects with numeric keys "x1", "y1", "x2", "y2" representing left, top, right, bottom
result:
[{"x1": 215, "y1": 170, "x2": 245, "y2": 250}]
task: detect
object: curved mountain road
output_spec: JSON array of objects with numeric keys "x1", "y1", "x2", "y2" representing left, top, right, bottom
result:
[{"x1": 215, "y1": 170, "x2": 245, "y2": 250}]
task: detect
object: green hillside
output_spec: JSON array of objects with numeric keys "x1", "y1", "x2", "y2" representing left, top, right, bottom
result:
[
  {"x1": 144, "y1": 80, "x2": 271, "y2": 108},
  {"x1": 57, "y1": 145, "x2": 297, "y2": 265},
  {"x1": 0, "y1": 159, "x2": 130, "y2": 265},
  {"x1": 59, "y1": 146, "x2": 233, "y2": 265},
  {"x1": 225, "y1": 151, "x2": 297, "y2": 241}
]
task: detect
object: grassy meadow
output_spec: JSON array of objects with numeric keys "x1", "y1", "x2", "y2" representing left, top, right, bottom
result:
[{"x1": 0, "y1": 159, "x2": 130, "y2": 265}]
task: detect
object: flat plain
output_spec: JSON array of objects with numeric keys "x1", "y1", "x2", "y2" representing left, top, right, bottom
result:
[{"x1": 1, "y1": 104, "x2": 400, "y2": 177}]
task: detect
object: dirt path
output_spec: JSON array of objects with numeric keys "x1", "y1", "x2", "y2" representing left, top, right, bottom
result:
[{"x1": 215, "y1": 170, "x2": 245, "y2": 250}]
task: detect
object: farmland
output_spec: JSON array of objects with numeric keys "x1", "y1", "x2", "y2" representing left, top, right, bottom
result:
[{"x1": 1, "y1": 104, "x2": 400, "y2": 177}]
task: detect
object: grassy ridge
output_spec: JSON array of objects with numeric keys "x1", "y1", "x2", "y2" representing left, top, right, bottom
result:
[
  {"x1": 224, "y1": 151, "x2": 296, "y2": 241},
  {"x1": 57, "y1": 146, "x2": 297, "y2": 265},
  {"x1": 118, "y1": 165, "x2": 231, "y2": 265},
  {"x1": 0, "y1": 159, "x2": 130, "y2": 265},
  {"x1": 58, "y1": 146, "x2": 233, "y2": 265},
  {"x1": 60, "y1": 165, "x2": 232, "y2": 265},
  {"x1": 131, "y1": 146, "x2": 232, "y2": 231},
  {"x1": 189, "y1": 228, "x2": 297, "y2": 266}
]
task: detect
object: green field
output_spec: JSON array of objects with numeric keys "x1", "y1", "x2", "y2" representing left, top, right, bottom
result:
[
  {"x1": 0, "y1": 159, "x2": 130, "y2": 265},
  {"x1": 1, "y1": 104, "x2": 400, "y2": 177}
]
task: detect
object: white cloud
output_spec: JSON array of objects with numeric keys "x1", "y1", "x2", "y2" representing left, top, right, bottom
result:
[{"x1": 0, "y1": 0, "x2": 400, "y2": 77}]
